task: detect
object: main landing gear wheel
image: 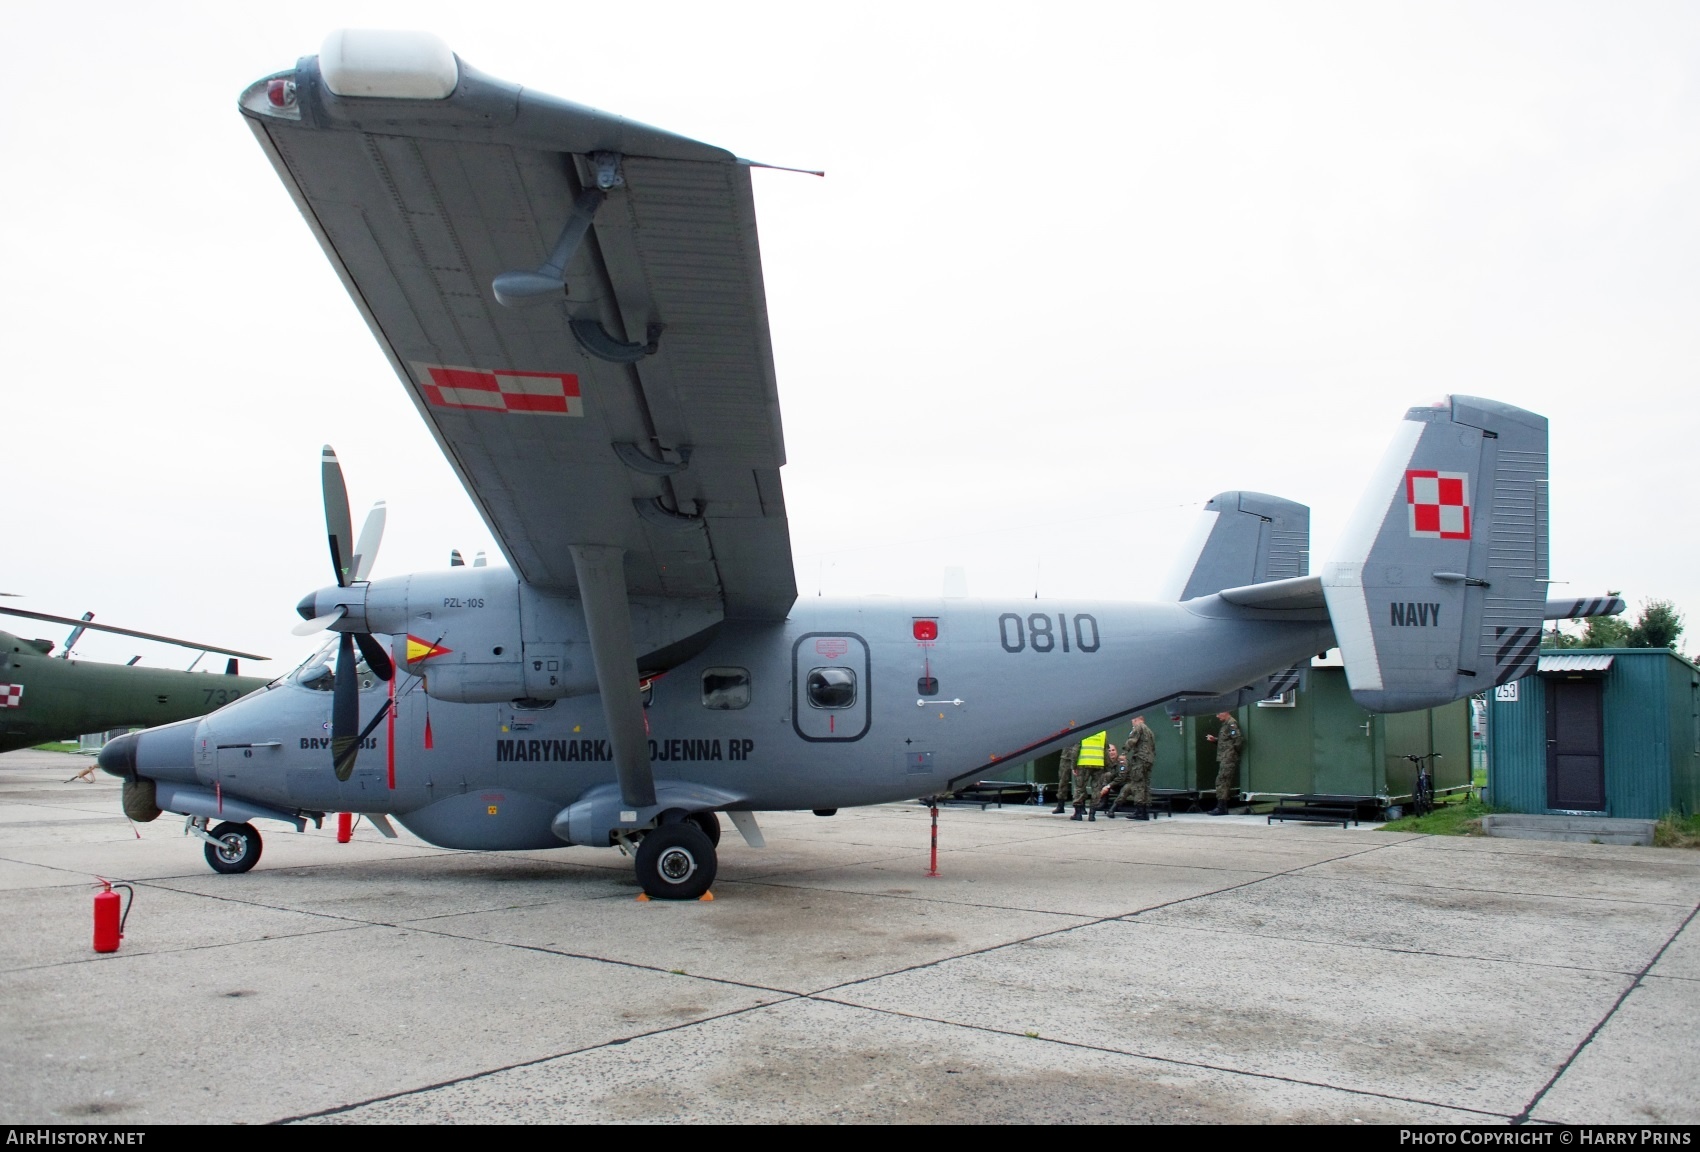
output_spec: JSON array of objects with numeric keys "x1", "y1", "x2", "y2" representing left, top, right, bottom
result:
[
  {"x1": 634, "y1": 822, "x2": 717, "y2": 900},
  {"x1": 685, "y1": 810, "x2": 721, "y2": 847},
  {"x1": 204, "y1": 821, "x2": 263, "y2": 874}
]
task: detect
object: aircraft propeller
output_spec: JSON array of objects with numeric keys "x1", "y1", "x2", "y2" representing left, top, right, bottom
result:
[{"x1": 294, "y1": 446, "x2": 393, "y2": 780}]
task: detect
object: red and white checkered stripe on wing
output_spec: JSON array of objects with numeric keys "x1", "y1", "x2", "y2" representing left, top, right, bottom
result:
[
  {"x1": 417, "y1": 365, "x2": 582, "y2": 416},
  {"x1": 1405, "y1": 469, "x2": 1471, "y2": 540}
]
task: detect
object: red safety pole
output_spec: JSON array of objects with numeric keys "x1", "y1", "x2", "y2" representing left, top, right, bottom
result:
[
  {"x1": 927, "y1": 803, "x2": 940, "y2": 877},
  {"x1": 337, "y1": 812, "x2": 353, "y2": 843}
]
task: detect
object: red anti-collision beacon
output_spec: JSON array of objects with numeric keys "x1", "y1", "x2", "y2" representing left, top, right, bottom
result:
[{"x1": 93, "y1": 878, "x2": 130, "y2": 953}]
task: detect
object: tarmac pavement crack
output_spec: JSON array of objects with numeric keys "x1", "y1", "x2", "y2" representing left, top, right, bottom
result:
[
  {"x1": 268, "y1": 995, "x2": 806, "y2": 1124},
  {"x1": 1513, "y1": 899, "x2": 1700, "y2": 1125}
]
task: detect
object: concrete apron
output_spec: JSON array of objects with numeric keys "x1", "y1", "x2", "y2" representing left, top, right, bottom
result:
[{"x1": 1, "y1": 748, "x2": 1697, "y2": 1125}]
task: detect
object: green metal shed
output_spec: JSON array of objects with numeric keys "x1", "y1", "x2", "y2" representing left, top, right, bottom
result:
[
  {"x1": 1002, "y1": 654, "x2": 1470, "y2": 814},
  {"x1": 1228, "y1": 660, "x2": 1471, "y2": 811},
  {"x1": 1486, "y1": 648, "x2": 1700, "y2": 818}
]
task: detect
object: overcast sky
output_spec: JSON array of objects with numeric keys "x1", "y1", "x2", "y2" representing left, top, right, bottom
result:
[{"x1": 2, "y1": 1, "x2": 1695, "y2": 672}]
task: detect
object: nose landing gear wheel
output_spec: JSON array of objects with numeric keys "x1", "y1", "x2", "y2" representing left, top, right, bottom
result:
[
  {"x1": 204, "y1": 821, "x2": 263, "y2": 874},
  {"x1": 634, "y1": 822, "x2": 717, "y2": 900}
]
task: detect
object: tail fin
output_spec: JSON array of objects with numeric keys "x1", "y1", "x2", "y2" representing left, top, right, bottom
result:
[
  {"x1": 1166, "y1": 492, "x2": 1310, "y2": 601},
  {"x1": 1323, "y1": 396, "x2": 1548, "y2": 711}
]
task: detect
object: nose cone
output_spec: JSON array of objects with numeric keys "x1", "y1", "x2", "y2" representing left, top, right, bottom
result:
[
  {"x1": 98, "y1": 719, "x2": 201, "y2": 785},
  {"x1": 97, "y1": 731, "x2": 138, "y2": 779}
]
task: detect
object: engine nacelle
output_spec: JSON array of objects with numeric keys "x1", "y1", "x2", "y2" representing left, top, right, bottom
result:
[{"x1": 350, "y1": 567, "x2": 723, "y2": 704}]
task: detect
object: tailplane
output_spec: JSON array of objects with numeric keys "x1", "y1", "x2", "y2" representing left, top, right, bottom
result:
[{"x1": 1323, "y1": 396, "x2": 1554, "y2": 711}]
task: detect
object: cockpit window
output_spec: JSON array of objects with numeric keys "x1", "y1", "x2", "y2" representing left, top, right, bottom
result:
[{"x1": 288, "y1": 639, "x2": 377, "y2": 692}]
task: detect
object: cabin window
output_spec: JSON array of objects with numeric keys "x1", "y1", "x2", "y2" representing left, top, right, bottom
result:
[
  {"x1": 807, "y1": 667, "x2": 857, "y2": 710},
  {"x1": 701, "y1": 667, "x2": 751, "y2": 710}
]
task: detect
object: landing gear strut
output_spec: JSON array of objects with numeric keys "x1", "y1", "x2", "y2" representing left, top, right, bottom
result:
[{"x1": 634, "y1": 822, "x2": 716, "y2": 900}]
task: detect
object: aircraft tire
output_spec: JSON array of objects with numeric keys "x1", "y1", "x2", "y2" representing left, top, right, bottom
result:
[
  {"x1": 204, "y1": 821, "x2": 263, "y2": 875},
  {"x1": 685, "y1": 810, "x2": 721, "y2": 847},
  {"x1": 121, "y1": 779, "x2": 161, "y2": 823},
  {"x1": 634, "y1": 822, "x2": 716, "y2": 900}
]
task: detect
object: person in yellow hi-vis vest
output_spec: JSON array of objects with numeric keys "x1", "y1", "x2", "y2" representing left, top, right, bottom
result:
[{"x1": 1071, "y1": 730, "x2": 1109, "y2": 822}]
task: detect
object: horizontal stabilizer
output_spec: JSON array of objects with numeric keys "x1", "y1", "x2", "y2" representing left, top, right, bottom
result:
[
  {"x1": 1543, "y1": 595, "x2": 1626, "y2": 620},
  {"x1": 1217, "y1": 574, "x2": 1326, "y2": 613}
]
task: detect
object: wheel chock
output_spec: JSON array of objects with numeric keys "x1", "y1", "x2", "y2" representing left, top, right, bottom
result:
[
  {"x1": 636, "y1": 893, "x2": 650, "y2": 902},
  {"x1": 699, "y1": 891, "x2": 714, "y2": 902}
]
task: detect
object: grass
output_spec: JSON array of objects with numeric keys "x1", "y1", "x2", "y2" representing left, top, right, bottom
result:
[
  {"x1": 32, "y1": 741, "x2": 80, "y2": 753},
  {"x1": 1379, "y1": 793, "x2": 1499, "y2": 836},
  {"x1": 1653, "y1": 812, "x2": 1700, "y2": 850}
]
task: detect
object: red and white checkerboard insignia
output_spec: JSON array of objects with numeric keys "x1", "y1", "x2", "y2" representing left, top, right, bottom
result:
[
  {"x1": 1405, "y1": 469, "x2": 1471, "y2": 540},
  {"x1": 0, "y1": 684, "x2": 22, "y2": 709},
  {"x1": 417, "y1": 365, "x2": 583, "y2": 416}
]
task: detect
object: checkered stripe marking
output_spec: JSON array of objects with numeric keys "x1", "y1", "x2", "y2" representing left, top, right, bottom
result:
[
  {"x1": 0, "y1": 684, "x2": 22, "y2": 708},
  {"x1": 1406, "y1": 469, "x2": 1471, "y2": 540},
  {"x1": 417, "y1": 365, "x2": 583, "y2": 416}
]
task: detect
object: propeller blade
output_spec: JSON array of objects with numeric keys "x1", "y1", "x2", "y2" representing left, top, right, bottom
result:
[
  {"x1": 290, "y1": 606, "x2": 346, "y2": 637},
  {"x1": 352, "y1": 501, "x2": 387, "y2": 583},
  {"x1": 355, "y1": 631, "x2": 394, "y2": 682},
  {"x1": 330, "y1": 632, "x2": 360, "y2": 780},
  {"x1": 321, "y1": 445, "x2": 355, "y2": 588}
]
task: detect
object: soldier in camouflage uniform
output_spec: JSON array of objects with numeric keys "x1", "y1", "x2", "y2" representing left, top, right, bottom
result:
[
  {"x1": 1051, "y1": 742, "x2": 1080, "y2": 813},
  {"x1": 1072, "y1": 731, "x2": 1109, "y2": 821},
  {"x1": 1110, "y1": 714, "x2": 1157, "y2": 819},
  {"x1": 1206, "y1": 710, "x2": 1243, "y2": 815}
]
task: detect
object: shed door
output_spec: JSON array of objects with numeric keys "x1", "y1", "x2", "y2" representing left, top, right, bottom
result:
[{"x1": 1546, "y1": 678, "x2": 1605, "y2": 811}]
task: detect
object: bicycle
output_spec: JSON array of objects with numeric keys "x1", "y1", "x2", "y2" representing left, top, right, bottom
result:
[{"x1": 1403, "y1": 752, "x2": 1441, "y2": 816}]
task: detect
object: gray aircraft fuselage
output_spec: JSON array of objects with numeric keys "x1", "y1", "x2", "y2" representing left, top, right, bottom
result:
[{"x1": 167, "y1": 565, "x2": 1332, "y2": 851}]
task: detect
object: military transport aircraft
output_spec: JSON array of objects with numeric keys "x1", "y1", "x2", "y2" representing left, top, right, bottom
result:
[
  {"x1": 98, "y1": 31, "x2": 1620, "y2": 897},
  {"x1": 1, "y1": 606, "x2": 269, "y2": 756}
]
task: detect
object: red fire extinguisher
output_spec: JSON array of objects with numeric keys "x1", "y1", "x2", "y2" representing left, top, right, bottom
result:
[
  {"x1": 336, "y1": 812, "x2": 353, "y2": 844},
  {"x1": 93, "y1": 878, "x2": 134, "y2": 954}
]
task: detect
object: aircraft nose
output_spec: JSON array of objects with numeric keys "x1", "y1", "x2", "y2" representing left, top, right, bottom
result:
[
  {"x1": 98, "y1": 720, "x2": 201, "y2": 785},
  {"x1": 97, "y1": 732, "x2": 138, "y2": 779}
]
